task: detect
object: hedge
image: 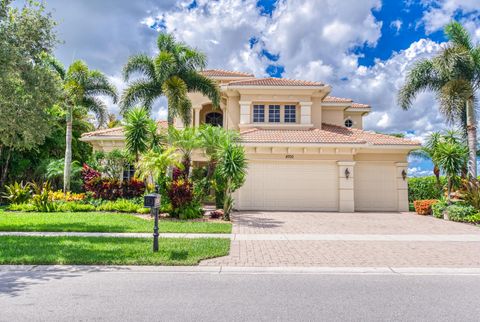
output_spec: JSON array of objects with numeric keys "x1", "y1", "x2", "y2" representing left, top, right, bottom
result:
[{"x1": 408, "y1": 176, "x2": 445, "y2": 202}]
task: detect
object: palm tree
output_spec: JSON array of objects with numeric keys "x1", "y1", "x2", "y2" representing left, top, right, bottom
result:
[
  {"x1": 398, "y1": 21, "x2": 480, "y2": 178},
  {"x1": 135, "y1": 148, "x2": 180, "y2": 184},
  {"x1": 168, "y1": 126, "x2": 201, "y2": 177},
  {"x1": 411, "y1": 132, "x2": 442, "y2": 186},
  {"x1": 123, "y1": 107, "x2": 155, "y2": 162},
  {"x1": 121, "y1": 33, "x2": 220, "y2": 125},
  {"x1": 47, "y1": 59, "x2": 118, "y2": 192},
  {"x1": 106, "y1": 113, "x2": 121, "y2": 128},
  {"x1": 433, "y1": 140, "x2": 468, "y2": 203},
  {"x1": 215, "y1": 140, "x2": 247, "y2": 220}
]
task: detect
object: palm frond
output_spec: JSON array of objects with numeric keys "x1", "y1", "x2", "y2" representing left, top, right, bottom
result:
[
  {"x1": 183, "y1": 71, "x2": 221, "y2": 108},
  {"x1": 123, "y1": 54, "x2": 156, "y2": 81},
  {"x1": 398, "y1": 59, "x2": 442, "y2": 110},
  {"x1": 162, "y1": 76, "x2": 188, "y2": 123},
  {"x1": 437, "y1": 79, "x2": 472, "y2": 123},
  {"x1": 41, "y1": 54, "x2": 66, "y2": 79},
  {"x1": 157, "y1": 33, "x2": 177, "y2": 52},
  {"x1": 154, "y1": 51, "x2": 176, "y2": 84},
  {"x1": 84, "y1": 71, "x2": 118, "y2": 103},
  {"x1": 445, "y1": 21, "x2": 473, "y2": 51},
  {"x1": 81, "y1": 96, "x2": 108, "y2": 127},
  {"x1": 120, "y1": 79, "x2": 161, "y2": 113}
]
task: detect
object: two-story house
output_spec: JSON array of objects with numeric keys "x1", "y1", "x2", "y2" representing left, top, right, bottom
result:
[{"x1": 81, "y1": 69, "x2": 419, "y2": 212}]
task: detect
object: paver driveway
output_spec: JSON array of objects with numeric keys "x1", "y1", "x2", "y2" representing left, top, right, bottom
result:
[{"x1": 200, "y1": 212, "x2": 480, "y2": 267}]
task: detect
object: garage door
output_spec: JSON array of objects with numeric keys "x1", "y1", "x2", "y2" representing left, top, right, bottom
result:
[
  {"x1": 354, "y1": 162, "x2": 397, "y2": 211},
  {"x1": 236, "y1": 160, "x2": 338, "y2": 211}
]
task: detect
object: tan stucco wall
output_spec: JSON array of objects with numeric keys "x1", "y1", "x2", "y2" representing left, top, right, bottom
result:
[
  {"x1": 322, "y1": 107, "x2": 344, "y2": 126},
  {"x1": 311, "y1": 97, "x2": 323, "y2": 128},
  {"x1": 344, "y1": 112, "x2": 363, "y2": 129},
  {"x1": 226, "y1": 95, "x2": 240, "y2": 130}
]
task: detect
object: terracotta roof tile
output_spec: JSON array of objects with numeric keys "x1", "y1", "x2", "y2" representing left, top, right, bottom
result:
[
  {"x1": 241, "y1": 123, "x2": 419, "y2": 146},
  {"x1": 323, "y1": 96, "x2": 353, "y2": 103},
  {"x1": 350, "y1": 102, "x2": 370, "y2": 108},
  {"x1": 200, "y1": 69, "x2": 254, "y2": 78},
  {"x1": 228, "y1": 77, "x2": 324, "y2": 87},
  {"x1": 81, "y1": 121, "x2": 168, "y2": 138}
]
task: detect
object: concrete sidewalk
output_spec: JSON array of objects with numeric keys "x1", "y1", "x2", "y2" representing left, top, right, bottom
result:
[{"x1": 3, "y1": 231, "x2": 480, "y2": 241}]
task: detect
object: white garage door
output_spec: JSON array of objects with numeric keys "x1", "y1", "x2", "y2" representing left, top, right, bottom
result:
[
  {"x1": 236, "y1": 160, "x2": 338, "y2": 211},
  {"x1": 354, "y1": 162, "x2": 397, "y2": 211}
]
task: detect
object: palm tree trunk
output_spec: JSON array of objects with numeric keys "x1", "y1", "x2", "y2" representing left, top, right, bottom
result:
[
  {"x1": 466, "y1": 98, "x2": 477, "y2": 179},
  {"x1": 447, "y1": 177, "x2": 452, "y2": 204},
  {"x1": 63, "y1": 106, "x2": 73, "y2": 193},
  {"x1": 433, "y1": 164, "x2": 441, "y2": 187},
  {"x1": 167, "y1": 108, "x2": 174, "y2": 127}
]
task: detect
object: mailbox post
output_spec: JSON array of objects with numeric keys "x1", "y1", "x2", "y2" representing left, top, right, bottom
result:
[{"x1": 144, "y1": 193, "x2": 161, "y2": 252}]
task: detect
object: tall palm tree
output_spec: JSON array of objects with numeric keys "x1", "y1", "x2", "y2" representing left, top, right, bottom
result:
[
  {"x1": 47, "y1": 58, "x2": 118, "y2": 192},
  {"x1": 398, "y1": 21, "x2": 480, "y2": 178},
  {"x1": 123, "y1": 107, "x2": 155, "y2": 162},
  {"x1": 121, "y1": 33, "x2": 220, "y2": 126}
]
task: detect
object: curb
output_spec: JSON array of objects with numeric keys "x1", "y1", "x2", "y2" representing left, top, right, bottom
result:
[{"x1": 2, "y1": 265, "x2": 480, "y2": 276}]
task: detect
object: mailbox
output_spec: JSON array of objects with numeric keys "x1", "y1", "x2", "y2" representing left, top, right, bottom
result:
[{"x1": 144, "y1": 193, "x2": 160, "y2": 208}]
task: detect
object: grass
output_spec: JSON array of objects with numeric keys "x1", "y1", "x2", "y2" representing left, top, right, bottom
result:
[
  {"x1": 0, "y1": 236, "x2": 230, "y2": 265},
  {"x1": 0, "y1": 212, "x2": 232, "y2": 233}
]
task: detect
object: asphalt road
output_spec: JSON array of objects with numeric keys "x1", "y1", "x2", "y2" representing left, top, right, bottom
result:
[{"x1": 1, "y1": 268, "x2": 480, "y2": 322}]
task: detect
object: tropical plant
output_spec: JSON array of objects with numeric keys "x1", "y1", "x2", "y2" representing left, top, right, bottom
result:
[
  {"x1": 169, "y1": 126, "x2": 202, "y2": 177},
  {"x1": 215, "y1": 141, "x2": 247, "y2": 220},
  {"x1": 398, "y1": 21, "x2": 480, "y2": 179},
  {"x1": 408, "y1": 176, "x2": 446, "y2": 202},
  {"x1": 1, "y1": 181, "x2": 31, "y2": 204},
  {"x1": 91, "y1": 150, "x2": 131, "y2": 179},
  {"x1": 30, "y1": 181, "x2": 56, "y2": 212},
  {"x1": 135, "y1": 148, "x2": 180, "y2": 183},
  {"x1": 120, "y1": 33, "x2": 220, "y2": 125},
  {"x1": 45, "y1": 58, "x2": 118, "y2": 192},
  {"x1": 106, "y1": 113, "x2": 121, "y2": 128},
  {"x1": 433, "y1": 140, "x2": 468, "y2": 202},
  {"x1": 410, "y1": 132, "x2": 442, "y2": 186},
  {"x1": 123, "y1": 107, "x2": 155, "y2": 162},
  {"x1": 45, "y1": 159, "x2": 82, "y2": 188},
  {"x1": 461, "y1": 179, "x2": 480, "y2": 210}
]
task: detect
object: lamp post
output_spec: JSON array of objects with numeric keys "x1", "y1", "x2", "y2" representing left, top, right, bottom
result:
[{"x1": 144, "y1": 193, "x2": 161, "y2": 252}]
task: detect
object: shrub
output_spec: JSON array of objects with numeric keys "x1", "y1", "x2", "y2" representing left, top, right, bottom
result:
[
  {"x1": 56, "y1": 202, "x2": 96, "y2": 212},
  {"x1": 444, "y1": 204, "x2": 477, "y2": 222},
  {"x1": 30, "y1": 181, "x2": 56, "y2": 212},
  {"x1": 408, "y1": 176, "x2": 445, "y2": 202},
  {"x1": 432, "y1": 199, "x2": 448, "y2": 218},
  {"x1": 461, "y1": 214, "x2": 480, "y2": 224},
  {"x1": 83, "y1": 176, "x2": 145, "y2": 200},
  {"x1": 8, "y1": 203, "x2": 37, "y2": 212},
  {"x1": 49, "y1": 191, "x2": 86, "y2": 202},
  {"x1": 167, "y1": 178, "x2": 194, "y2": 216},
  {"x1": 413, "y1": 199, "x2": 438, "y2": 215},
  {"x1": 178, "y1": 202, "x2": 204, "y2": 220},
  {"x1": 461, "y1": 179, "x2": 480, "y2": 210},
  {"x1": 96, "y1": 199, "x2": 144, "y2": 213},
  {"x1": 1, "y1": 181, "x2": 32, "y2": 204}
]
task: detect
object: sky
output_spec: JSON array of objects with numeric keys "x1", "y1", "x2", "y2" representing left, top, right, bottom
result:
[{"x1": 14, "y1": 0, "x2": 480, "y2": 176}]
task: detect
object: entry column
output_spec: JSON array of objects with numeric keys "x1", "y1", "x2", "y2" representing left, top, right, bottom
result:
[
  {"x1": 337, "y1": 161, "x2": 355, "y2": 212},
  {"x1": 395, "y1": 162, "x2": 409, "y2": 211}
]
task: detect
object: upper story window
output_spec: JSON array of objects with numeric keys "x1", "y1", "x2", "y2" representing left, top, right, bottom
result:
[
  {"x1": 344, "y1": 119, "x2": 353, "y2": 128},
  {"x1": 284, "y1": 105, "x2": 296, "y2": 123},
  {"x1": 253, "y1": 105, "x2": 265, "y2": 123},
  {"x1": 268, "y1": 105, "x2": 280, "y2": 123}
]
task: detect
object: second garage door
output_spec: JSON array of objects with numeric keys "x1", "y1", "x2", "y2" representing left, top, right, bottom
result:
[{"x1": 236, "y1": 160, "x2": 338, "y2": 211}]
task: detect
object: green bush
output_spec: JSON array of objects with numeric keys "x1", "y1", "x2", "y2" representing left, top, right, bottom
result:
[
  {"x1": 462, "y1": 214, "x2": 480, "y2": 224},
  {"x1": 96, "y1": 198, "x2": 144, "y2": 213},
  {"x1": 1, "y1": 181, "x2": 32, "y2": 204},
  {"x1": 408, "y1": 176, "x2": 445, "y2": 202},
  {"x1": 178, "y1": 202, "x2": 204, "y2": 220},
  {"x1": 445, "y1": 204, "x2": 477, "y2": 222},
  {"x1": 8, "y1": 203, "x2": 37, "y2": 212},
  {"x1": 30, "y1": 181, "x2": 56, "y2": 212},
  {"x1": 432, "y1": 199, "x2": 448, "y2": 218},
  {"x1": 56, "y1": 202, "x2": 96, "y2": 212}
]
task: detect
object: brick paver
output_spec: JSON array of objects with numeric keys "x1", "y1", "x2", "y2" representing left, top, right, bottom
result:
[{"x1": 200, "y1": 212, "x2": 480, "y2": 267}]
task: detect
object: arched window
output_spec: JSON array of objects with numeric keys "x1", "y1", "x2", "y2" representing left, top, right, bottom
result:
[
  {"x1": 344, "y1": 119, "x2": 353, "y2": 128},
  {"x1": 205, "y1": 112, "x2": 223, "y2": 127}
]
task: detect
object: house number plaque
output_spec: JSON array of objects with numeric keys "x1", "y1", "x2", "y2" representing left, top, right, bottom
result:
[{"x1": 285, "y1": 155, "x2": 294, "y2": 159}]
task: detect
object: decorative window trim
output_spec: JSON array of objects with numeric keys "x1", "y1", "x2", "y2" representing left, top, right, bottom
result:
[
  {"x1": 268, "y1": 105, "x2": 280, "y2": 123},
  {"x1": 284, "y1": 105, "x2": 297, "y2": 123},
  {"x1": 253, "y1": 105, "x2": 265, "y2": 123},
  {"x1": 344, "y1": 118, "x2": 354, "y2": 128}
]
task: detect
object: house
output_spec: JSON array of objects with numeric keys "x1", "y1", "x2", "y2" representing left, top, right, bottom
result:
[{"x1": 81, "y1": 69, "x2": 419, "y2": 212}]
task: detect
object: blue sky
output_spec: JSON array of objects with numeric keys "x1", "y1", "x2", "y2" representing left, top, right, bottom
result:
[{"x1": 18, "y1": 0, "x2": 480, "y2": 176}]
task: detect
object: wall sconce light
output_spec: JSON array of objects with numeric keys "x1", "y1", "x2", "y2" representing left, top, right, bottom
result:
[
  {"x1": 345, "y1": 168, "x2": 350, "y2": 180},
  {"x1": 401, "y1": 169, "x2": 407, "y2": 181}
]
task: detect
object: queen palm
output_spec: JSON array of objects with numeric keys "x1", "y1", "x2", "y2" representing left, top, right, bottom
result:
[
  {"x1": 411, "y1": 132, "x2": 442, "y2": 186},
  {"x1": 121, "y1": 33, "x2": 220, "y2": 125},
  {"x1": 398, "y1": 21, "x2": 480, "y2": 178},
  {"x1": 47, "y1": 59, "x2": 118, "y2": 192}
]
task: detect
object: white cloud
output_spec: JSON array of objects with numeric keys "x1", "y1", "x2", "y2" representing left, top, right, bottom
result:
[
  {"x1": 390, "y1": 19, "x2": 402, "y2": 34},
  {"x1": 408, "y1": 166, "x2": 432, "y2": 177},
  {"x1": 420, "y1": 0, "x2": 480, "y2": 34}
]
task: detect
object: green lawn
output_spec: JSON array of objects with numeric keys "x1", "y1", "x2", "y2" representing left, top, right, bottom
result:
[
  {"x1": 0, "y1": 236, "x2": 230, "y2": 265},
  {"x1": 0, "y1": 212, "x2": 232, "y2": 233}
]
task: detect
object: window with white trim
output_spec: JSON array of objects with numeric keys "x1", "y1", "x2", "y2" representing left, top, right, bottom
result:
[
  {"x1": 284, "y1": 105, "x2": 296, "y2": 123},
  {"x1": 344, "y1": 119, "x2": 353, "y2": 128},
  {"x1": 269, "y1": 105, "x2": 280, "y2": 123},
  {"x1": 253, "y1": 105, "x2": 265, "y2": 123}
]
